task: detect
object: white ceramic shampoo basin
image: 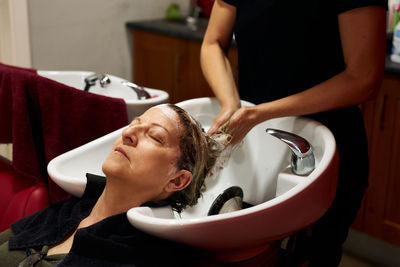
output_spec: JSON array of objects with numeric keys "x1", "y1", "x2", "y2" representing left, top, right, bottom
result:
[
  {"x1": 47, "y1": 97, "x2": 338, "y2": 261},
  {"x1": 38, "y1": 71, "x2": 169, "y2": 120}
]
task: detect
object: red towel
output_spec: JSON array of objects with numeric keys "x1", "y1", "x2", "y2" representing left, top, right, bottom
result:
[{"x1": 0, "y1": 63, "x2": 129, "y2": 203}]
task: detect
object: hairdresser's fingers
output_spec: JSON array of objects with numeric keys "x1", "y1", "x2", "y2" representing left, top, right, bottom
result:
[
  {"x1": 227, "y1": 107, "x2": 257, "y2": 144},
  {"x1": 208, "y1": 107, "x2": 237, "y2": 134}
]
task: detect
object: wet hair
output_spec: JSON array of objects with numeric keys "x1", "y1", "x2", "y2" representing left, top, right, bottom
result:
[{"x1": 164, "y1": 104, "x2": 230, "y2": 213}]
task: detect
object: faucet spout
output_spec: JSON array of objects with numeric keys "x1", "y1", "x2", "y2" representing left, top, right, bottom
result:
[
  {"x1": 84, "y1": 73, "x2": 111, "y2": 91},
  {"x1": 266, "y1": 128, "x2": 315, "y2": 176},
  {"x1": 84, "y1": 74, "x2": 99, "y2": 91},
  {"x1": 121, "y1": 81, "x2": 152, "y2": 99}
]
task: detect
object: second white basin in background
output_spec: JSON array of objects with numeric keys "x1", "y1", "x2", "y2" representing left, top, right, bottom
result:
[{"x1": 38, "y1": 70, "x2": 169, "y2": 120}]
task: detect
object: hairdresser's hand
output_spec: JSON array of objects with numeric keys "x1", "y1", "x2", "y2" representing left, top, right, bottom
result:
[
  {"x1": 208, "y1": 105, "x2": 239, "y2": 135},
  {"x1": 223, "y1": 106, "x2": 259, "y2": 144}
]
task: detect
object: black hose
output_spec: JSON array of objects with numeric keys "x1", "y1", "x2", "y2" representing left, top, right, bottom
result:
[{"x1": 84, "y1": 83, "x2": 91, "y2": 92}]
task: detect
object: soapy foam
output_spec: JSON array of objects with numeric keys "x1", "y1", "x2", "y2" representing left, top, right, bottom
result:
[
  {"x1": 154, "y1": 104, "x2": 180, "y2": 131},
  {"x1": 207, "y1": 142, "x2": 240, "y2": 178},
  {"x1": 154, "y1": 104, "x2": 181, "y2": 176}
]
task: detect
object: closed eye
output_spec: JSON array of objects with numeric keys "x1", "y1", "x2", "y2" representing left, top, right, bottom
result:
[
  {"x1": 149, "y1": 131, "x2": 165, "y2": 145},
  {"x1": 151, "y1": 135, "x2": 163, "y2": 144}
]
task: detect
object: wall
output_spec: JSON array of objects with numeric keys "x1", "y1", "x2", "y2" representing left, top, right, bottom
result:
[
  {"x1": 0, "y1": 0, "x2": 31, "y2": 160},
  {"x1": 0, "y1": 0, "x2": 31, "y2": 67},
  {"x1": 0, "y1": 0, "x2": 9, "y2": 62},
  {"x1": 28, "y1": 0, "x2": 189, "y2": 80}
]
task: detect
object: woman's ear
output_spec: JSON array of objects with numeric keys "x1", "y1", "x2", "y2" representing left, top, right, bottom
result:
[{"x1": 165, "y1": 170, "x2": 192, "y2": 193}]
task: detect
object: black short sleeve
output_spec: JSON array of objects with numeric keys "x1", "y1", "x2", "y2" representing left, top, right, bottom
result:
[
  {"x1": 222, "y1": 0, "x2": 237, "y2": 7},
  {"x1": 336, "y1": 0, "x2": 387, "y2": 14}
]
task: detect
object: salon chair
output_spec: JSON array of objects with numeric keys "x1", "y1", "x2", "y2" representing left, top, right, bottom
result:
[{"x1": 0, "y1": 156, "x2": 50, "y2": 232}]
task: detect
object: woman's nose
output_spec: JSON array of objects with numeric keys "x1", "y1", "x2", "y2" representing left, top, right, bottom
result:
[{"x1": 122, "y1": 125, "x2": 140, "y2": 146}]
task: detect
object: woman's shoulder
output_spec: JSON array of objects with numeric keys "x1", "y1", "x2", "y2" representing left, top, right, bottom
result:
[
  {"x1": 12, "y1": 196, "x2": 93, "y2": 232},
  {"x1": 11, "y1": 173, "x2": 104, "y2": 237},
  {"x1": 9, "y1": 196, "x2": 96, "y2": 250}
]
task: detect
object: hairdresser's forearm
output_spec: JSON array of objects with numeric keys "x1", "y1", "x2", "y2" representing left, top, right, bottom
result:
[
  {"x1": 200, "y1": 42, "x2": 240, "y2": 109},
  {"x1": 225, "y1": 68, "x2": 384, "y2": 144},
  {"x1": 250, "y1": 68, "x2": 384, "y2": 125}
]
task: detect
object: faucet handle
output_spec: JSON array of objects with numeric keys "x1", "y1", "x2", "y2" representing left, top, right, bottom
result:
[
  {"x1": 266, "y1": 128, "x2": 315, "y2": 176},
  {"x1": 99, "y1": 74, "x2": 111, "y2": 88}
]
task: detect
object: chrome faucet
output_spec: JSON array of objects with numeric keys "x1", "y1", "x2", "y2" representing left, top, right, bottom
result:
[
  {"x1": 84, "y1": 74, "x2": 111, "y2": 91},
  {"x1": 121, "y1": 81, "x2": 152, "y2": 100},
  {"x1": 99, "y1": 74, "x2": 111, "y2": 87},
  {"x1": 84, "y1": 74, "x2": 99, "y2": 91},
  {"x1": 266, "y1": 128, "x2": 315, "y2": 176},
  {"x1": 188, "y1": 0, "x2": 201, "y2": 19},
  {"x1": 186, "y1": 0, "x2": 201, "y2": 30}
]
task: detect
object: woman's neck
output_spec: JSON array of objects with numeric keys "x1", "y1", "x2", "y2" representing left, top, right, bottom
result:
[{"x1": 83, "y1": 182, "x2": 144, "y2": 226}]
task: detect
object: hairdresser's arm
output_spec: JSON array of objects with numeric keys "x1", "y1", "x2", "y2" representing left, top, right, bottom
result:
[
  {"x1": 201, "y1": 0, "x2": 240, "y2": 133},
  {"x1": 225, "y1": 6, "x2": 386, "y2": 144}
]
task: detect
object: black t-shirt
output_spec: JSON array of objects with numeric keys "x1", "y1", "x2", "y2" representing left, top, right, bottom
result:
[
  {"x1": 223, "y1": 0, "x2": 387, "y2": 104},
  {"x1": 221, "y1": 1, "x2": 387, "y2": 193}
]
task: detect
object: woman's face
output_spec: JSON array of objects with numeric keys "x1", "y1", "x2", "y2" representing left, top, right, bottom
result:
[{"x1": 102, "y1": 106, "x2": 184, "y2": 199}]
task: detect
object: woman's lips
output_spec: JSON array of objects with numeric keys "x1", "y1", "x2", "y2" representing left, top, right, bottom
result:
[{"x1": 114, "y1": 147, "x2": 130, "y2": 161}]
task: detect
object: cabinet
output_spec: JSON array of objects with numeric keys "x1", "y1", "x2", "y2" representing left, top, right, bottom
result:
[
  {"x1": 355, "y1": 75, "x2": 400, "y2": 247},
  {"x1": 131, "y1": 29, "x2": 238, "y2": 104}
]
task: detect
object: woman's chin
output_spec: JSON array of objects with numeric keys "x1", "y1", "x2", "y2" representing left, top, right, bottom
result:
[{"x1": 102, "y1": 160, "x2": 126, "y2": 178}]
